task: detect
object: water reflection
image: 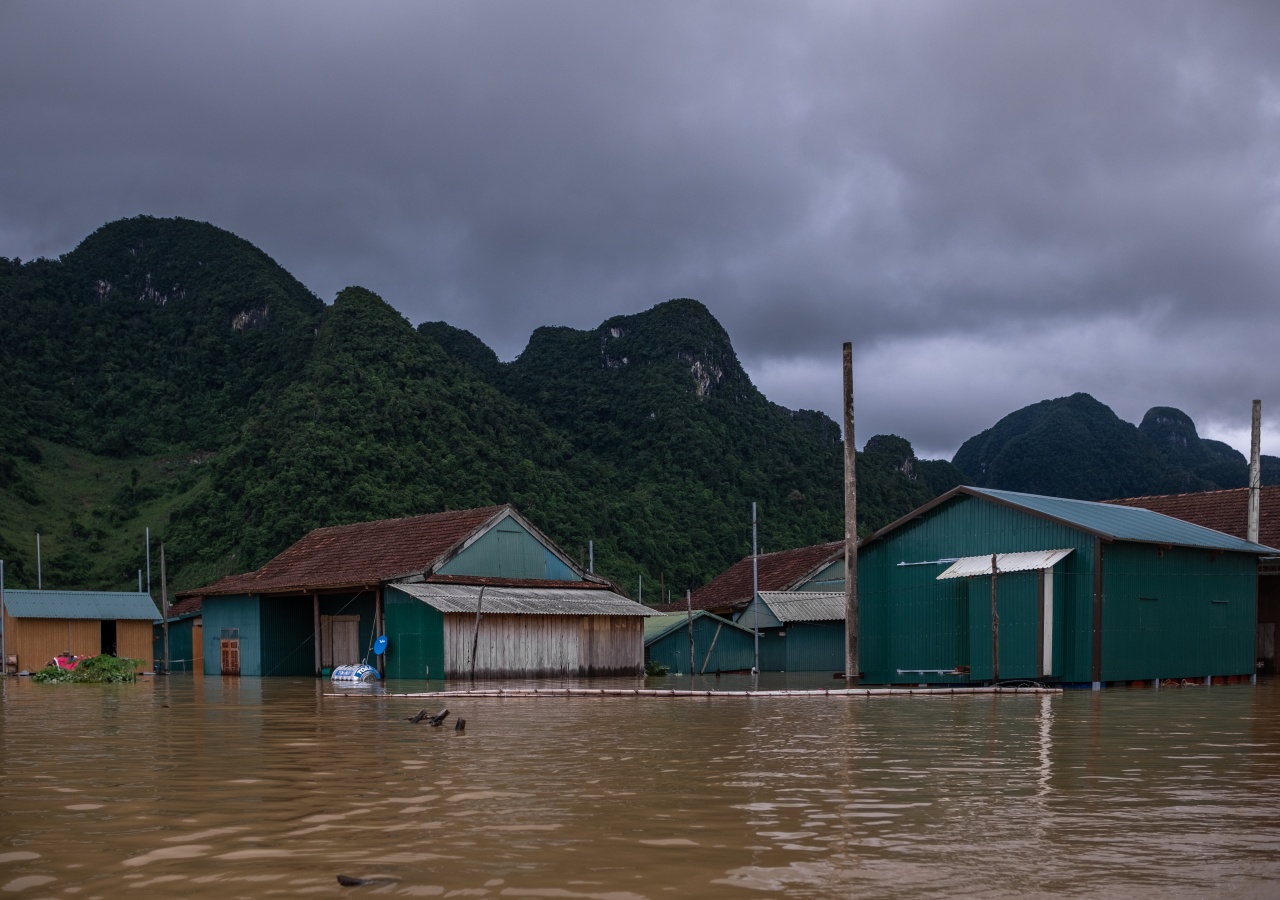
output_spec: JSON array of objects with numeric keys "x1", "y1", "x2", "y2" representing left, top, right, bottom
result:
[{"x1": 1, "y1": 675, "x2": 1279, "y2": 897}]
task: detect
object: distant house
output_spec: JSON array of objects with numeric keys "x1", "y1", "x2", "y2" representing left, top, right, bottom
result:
[
  {"x1": 643, "y1": 610, "x2": 754, "y2": 675},
  {"x1": 737, "y1": 591, "x2": 846, "y2": 673},
  {"x1": 859, "y1": 486, "x2": 1275, "y2": 687},
  {"x1": 181, "y1": 505, "x2": 654, "y2": 678},
  {"x1": 153, "y1": 597, "x2": 203, "y2": 673},
  {"x1": 1106, "y1": 487, "x2": 1280, "y2": 675},
  {"x1": 670, "y1": 541, "x2": 844, "y2": 617},
  {"x1": 659, "y1": 541, "x2": 847, "y2": 673},
  {"x1": 1, "y1": 590, "x2": 157, "y2": 673}
]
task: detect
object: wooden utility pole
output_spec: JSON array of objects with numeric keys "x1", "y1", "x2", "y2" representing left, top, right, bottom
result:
[
  {"x1": 1249, "y1": 400, "x2": 1262, "y2": 544},
  {"x1": 843, "y1": 342, "x2": 859, "y2": 685},
  {"x1": 160, "y1": 544, "x2": 170, "y2": 673}
]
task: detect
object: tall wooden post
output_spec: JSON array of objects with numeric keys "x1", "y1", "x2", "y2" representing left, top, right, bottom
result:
[
  {"x1": 313, "y1": 592, "x2": 321, "y2": 676},
  {"x1": 990, "y1": 553, "x2": 1000, "y2": 684},
  {"x1": 1249, "y1": 400, "x2": 1262, "y2": 544},
  {"x1": 843, "y1": 342, "x2": 859, "y2": 685},
  {"x1": 686, "y1": 588, "x2": 694, "y2": 677}
]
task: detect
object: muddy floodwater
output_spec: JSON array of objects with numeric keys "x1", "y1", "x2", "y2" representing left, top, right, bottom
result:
[{"x1": 3, "y1": 674, "x2": 1280, "y2": 899}]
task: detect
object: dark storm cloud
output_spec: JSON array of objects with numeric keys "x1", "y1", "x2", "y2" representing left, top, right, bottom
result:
[{"x1": 3, "y1": 1, "x2": 1279, "y2": 458}]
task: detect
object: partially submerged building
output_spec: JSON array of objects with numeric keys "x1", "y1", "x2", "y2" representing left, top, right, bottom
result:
[
  {"x1": 1106, "y1": 487, "x2": 1280, "y2": 675},
  {"x1": 859, "y1": 487, "x2": 1275, "y2": 687},
  {"x1": 153, "y1": 597, "x2": 203, "y2": 673},
  {"x1": 737, "y1": 591, "x2": 846, "y2": 673},
  {"x1": 643, "y1": 610, "x2": 754, "y2": 675},
  {"x1": 183, "y1": 505, "x2": 653, "y2": 678},
  {"x1": 1, "y1": 589, "x2": 157, "y2": 673}
]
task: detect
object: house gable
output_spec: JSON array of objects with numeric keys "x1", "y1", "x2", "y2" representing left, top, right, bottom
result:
[{"x1": 434, "y1": 511, "x2": 580, "y2": 581}]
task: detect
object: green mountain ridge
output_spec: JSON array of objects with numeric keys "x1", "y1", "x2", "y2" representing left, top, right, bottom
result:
[{"x1": 1, "y1": 216, "x2": 1271, "y2": 596}]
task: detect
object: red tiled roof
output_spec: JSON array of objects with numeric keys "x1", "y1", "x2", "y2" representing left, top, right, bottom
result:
[
  {"x1": 187, "y1": 506, "x2": 508, "y2": 597},
  {"x1": 658, "y1": 540, "x2": 844, "y2": 614},
  {"x1": 1105, "y1": 486, "x2": 1280, "y2": 550}
]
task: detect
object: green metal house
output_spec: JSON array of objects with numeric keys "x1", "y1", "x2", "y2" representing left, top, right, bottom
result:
[
  {"x1": 182, "y1": 505, "x2": 652, "y2": 678},
  {"x1": 643, "y1": 610, "x2": 754, "y2": 675},
  {"x1": 858, "y1": 486, "x2": 1275, "y2": 687},
  {"x1": 737, "y1": 592, "x2": 846, "y2": 673},
  {"x1": 154, "y1": 597, "x2": 202, "y2": 673}
]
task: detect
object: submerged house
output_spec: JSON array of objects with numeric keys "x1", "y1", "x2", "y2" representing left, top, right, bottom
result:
[
  {"x1": 1, "y1": 589, "x2": 157, "y2": 673},
  {"x1": 643, "y1": 610, "x2": 754, "y2": 675},
  {"x1": 858, "y1": 486, "x2": 1275, "y2": 687},
  {"x1": 1106, "y1": 487, "x2": 1280, "y2": 675},
  {"x1": 660, "y1": 541, "x2": 847, "y2": 673},
  {"x1": 183, "y1": 505, "x2": 653, "y2": 678},
  {"x1": 737, "y1": 591, "x2": 846, "y2": 673},
  {"x1": 153, "y1": 597, "x2": 203, "y2": 673}
]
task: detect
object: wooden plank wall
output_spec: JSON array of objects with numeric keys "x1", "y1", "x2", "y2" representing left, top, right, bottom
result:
[
  {"x1": 1, "y1": 616, "x2": 154, "y2": 673},
  {"x1": 442, "y1": 614, "x2": 642, "y2": 677},
  {"x1": 116, "y1": 621, "x2": 155, "y2": 670}
]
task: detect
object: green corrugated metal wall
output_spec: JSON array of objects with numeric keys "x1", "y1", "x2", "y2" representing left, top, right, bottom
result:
[
  {"x1": 646, "y1": 615, "x2": 754, "y2": 674},
  {"x1": 384, "y1": 587, "x2": 445, "y2": 680},
  {"x1": 259, "y1": 597, "x2": 316, "y2": 676},
  {"x1": 859, "y1": 494, "x2": 1095, "y2": 684},
  {"x1": 201, "y1": 594, "x2": 261, "y2": 676},
  {"x1": 964, "y1": 569, "x2": 1064, "y2": 681},
  {"x1": 153, "y1": 618, "x2": 196, "y2": 672},
  {"x1": 799, "y1": 560, "x2": 844, "y2": 591},
  {"x1": 437, "y1": 516, "x2": 578, "y2": 580},
  {"x1": 783, "y1": 621, "x2": 844, "y2": 672},
  {"x1": 1100, "y1": 543, "x2": 1256, "y2": 680}
]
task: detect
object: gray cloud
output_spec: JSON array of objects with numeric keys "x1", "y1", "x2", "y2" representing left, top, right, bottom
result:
[{"x1": 3, "y1": 1, "x2": 1279, "y2": 458}]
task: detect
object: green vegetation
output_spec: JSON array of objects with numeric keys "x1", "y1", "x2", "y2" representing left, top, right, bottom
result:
[
  {"x1": 7, "y1": 216, "x2": 1264, "y2": 600},
  {"x1": 31, "y1": 655, "x2": 146, "y2": 684}
]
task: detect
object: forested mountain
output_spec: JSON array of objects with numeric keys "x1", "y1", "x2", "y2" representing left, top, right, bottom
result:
[
  {"x1": 0, "y1": 217, "x2": 945, "y2": 594},
  {"x1": 2, "y1": 217, "x2": 1269, "y2": 595},
  {"x1": 953, "y1": 393, "x2": 1279, "y2": 499}
]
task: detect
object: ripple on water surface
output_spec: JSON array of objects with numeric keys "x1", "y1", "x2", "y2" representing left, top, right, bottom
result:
[{"x1": 2, "y1": 675, "x2": 1280, "y2": 897}]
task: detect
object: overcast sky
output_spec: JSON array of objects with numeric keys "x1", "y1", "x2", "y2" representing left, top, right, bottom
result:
[{"x1": 3, "y1": 1, "x2": 1278, "y2": 459}]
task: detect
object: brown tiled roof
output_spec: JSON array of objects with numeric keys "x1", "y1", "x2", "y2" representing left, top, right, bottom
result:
[
  {"x1": 163, "y1": 597, "x2": 202, "y2": 620},
  {"x1": 1105, "y1": 487, "x2": 1280, "y2": 550},
  {"x1": 658, "y1": 540, "x2": 844, "y2": 614},
  {"x1": 186, "y1": 506, "x2": 508, "y2": 598}
]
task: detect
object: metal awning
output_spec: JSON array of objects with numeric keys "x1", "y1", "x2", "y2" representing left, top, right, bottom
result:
[
  {"x1": 936, "y1": 549, "x2": 1073, "y2": 580},
  {"x1": 392, "y1": 583, "x2": 657, "y2": 616}
]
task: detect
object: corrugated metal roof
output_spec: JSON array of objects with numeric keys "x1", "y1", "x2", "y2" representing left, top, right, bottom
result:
[
  {"x1": 643, "y1": 610, "x2": 748, "y2": 644},
  {"x1": 393, "y1": 584, "x2": 657, "y2": 617},
  {"x1": 757, "y1": 591, "x2": 846, "y2": 623},
  {"x1": 970, "y1": 487, "x2": 1278, "y2": 553},
  {"x1": 2, "y1": 589, "x2": 160, "y2": 620},
  {"x1": 937, "y1": 549, "x2": 1074, "y2": 580}
]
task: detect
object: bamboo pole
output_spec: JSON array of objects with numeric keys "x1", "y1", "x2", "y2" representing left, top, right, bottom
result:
[
  {"x1": 469, "y1": 586, "x2": 486, "y2": 683},
  {"x1": 339, "y1": 685, "x2": 1062, "y2": 700}
]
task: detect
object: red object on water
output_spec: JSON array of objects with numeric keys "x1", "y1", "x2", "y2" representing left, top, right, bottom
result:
[{"x1": 52, "y1": 654, "x2": 86, "y2": 671}]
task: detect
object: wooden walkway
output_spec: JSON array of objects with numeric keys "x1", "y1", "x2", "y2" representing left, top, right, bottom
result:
[{"x1": 329, "y1": 685, "x2": 1060, "y2": 699}]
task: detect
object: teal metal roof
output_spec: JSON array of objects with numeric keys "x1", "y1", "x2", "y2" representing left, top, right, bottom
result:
[
  {"x1": 1, "y1": 589, "x2": 159, "y2": 620},
  {"x1": 643, "y1": 610, "x2": 746, "y2": 645},
  {"x1": 969, "y1": 487, "x2": 1277, "y2": 554}
]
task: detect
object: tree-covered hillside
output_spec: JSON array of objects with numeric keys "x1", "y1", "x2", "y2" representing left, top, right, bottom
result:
[
  {"x1": 953, "y1": 392, "x2": 1280, "y2": 499},
  {"x1": 4, "y1": 217, "x2": 1268, "y2": 596}
]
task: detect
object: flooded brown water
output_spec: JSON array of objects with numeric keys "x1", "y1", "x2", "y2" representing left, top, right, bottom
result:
[{"x1": 3, "y1": 673, "x2": 1280, "y2": 899}]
